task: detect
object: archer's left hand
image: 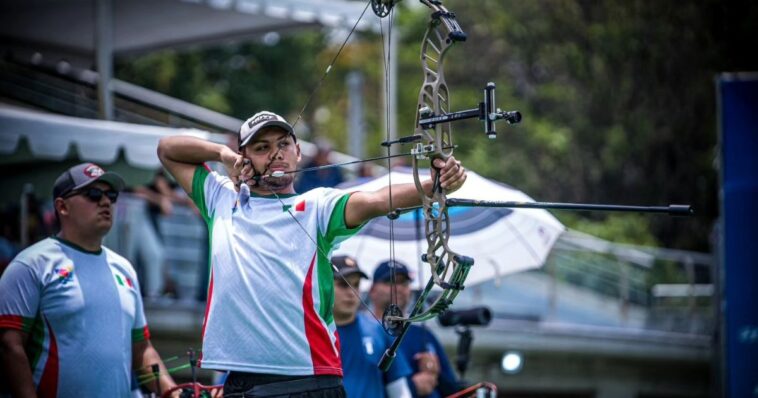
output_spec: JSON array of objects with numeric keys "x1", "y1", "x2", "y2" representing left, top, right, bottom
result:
[{"x1": 432, "y1": 156, "x2": 466, "y2": 192}]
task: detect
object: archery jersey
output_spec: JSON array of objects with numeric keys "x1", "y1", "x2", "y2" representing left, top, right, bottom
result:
[
  {"x1": 338, "y1": 313, "x2": 412, "y2": 398},
  {"x1": 0, "y1": 237, "x2": 150, "y2": 398},
  {"x1": 191, "y1": 165, "x2": 361, "y2": 376}
]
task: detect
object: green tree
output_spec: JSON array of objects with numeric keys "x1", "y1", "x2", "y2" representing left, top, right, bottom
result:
[{"x1": 115, "y1": 0, "x2": 758, "y2": 252}]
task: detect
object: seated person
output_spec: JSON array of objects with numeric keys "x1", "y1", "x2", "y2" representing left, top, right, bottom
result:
[
  {"x1": 333, "y1": 255, "x2": 412, "y2": 398},
  {"x1": 369, "y1": 260, "x2": 462, "y2": 397}
]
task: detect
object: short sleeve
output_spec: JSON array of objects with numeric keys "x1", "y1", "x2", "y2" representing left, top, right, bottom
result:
[
  {"x1": 0, "y1": 261, "x2": 41, "y2": 332},
  {"x1": 320, "y1": 190, "x2": 364, "y2": 246},
  {"x1": 128, "y1": 274, "x2": 151, "y2": 342},
  {"x1": 191, "y1": 164, "x2": 235, "y2": 224}
]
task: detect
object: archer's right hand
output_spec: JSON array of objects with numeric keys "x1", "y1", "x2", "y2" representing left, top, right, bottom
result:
[{"x1": 220, "y1": 148, "x2": 254, "y2": 191}]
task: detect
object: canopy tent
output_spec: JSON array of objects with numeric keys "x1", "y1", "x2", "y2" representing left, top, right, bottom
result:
[{"x1": 0, "y1": 106, "x2": 227, "y2": 201}]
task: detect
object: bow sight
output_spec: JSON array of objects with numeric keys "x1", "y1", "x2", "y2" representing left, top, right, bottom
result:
[{"x1": 417, "y1": 82, "x2": 522, "y2": 140}]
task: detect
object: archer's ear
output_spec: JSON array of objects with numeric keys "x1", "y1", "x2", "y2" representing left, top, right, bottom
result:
[{"x1": 295, "y1": 143, "x2": 302, "y2": 162}]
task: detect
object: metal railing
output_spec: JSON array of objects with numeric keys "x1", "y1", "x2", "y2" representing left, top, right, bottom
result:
[{"x1": 451, "y1": 230, "x2": 714, "y2": 335}]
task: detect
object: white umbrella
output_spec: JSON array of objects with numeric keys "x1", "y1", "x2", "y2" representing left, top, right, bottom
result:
[{"x1": 333, "y1": 167, "x2": 566, "y2": 290}]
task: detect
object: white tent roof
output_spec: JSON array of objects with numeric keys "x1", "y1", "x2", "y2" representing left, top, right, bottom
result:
[
  {"x1": 0, "y1": 0, "x2": 377, "y2": 65},
  {"x1": 0, "y1": 106, "x2": 227, "y2": 169}
]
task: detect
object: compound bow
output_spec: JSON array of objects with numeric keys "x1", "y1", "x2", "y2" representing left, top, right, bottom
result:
[{"x1": 370, "y1": 0, "x2": 523, "y2": 371}]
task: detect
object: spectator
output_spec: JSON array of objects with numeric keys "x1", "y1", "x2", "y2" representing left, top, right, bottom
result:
[
  {"x1": 295, "y1": 137, "x2": 344, "y2": 192},
  {"x1": 369, "y1": 260, "x2": 462, "y2": 397},
  {"x1": 0, "y1": 209, "x2": 19, "y2": 276},
  {"x1": 123, "y1": 171, "x2": 170, "y2": 299},
  {"x1": 332, "y1": 255, "x2": 413, "y2": 398},
  {"x1": 353, "y1": 162, "x2": 379, "y2": 185},
  {"x1": 0, "y1": 162, "x2": 176, "y2": 397},
  {"x1": 128, "y1": 169, "x2": 201, "y2": 299}
]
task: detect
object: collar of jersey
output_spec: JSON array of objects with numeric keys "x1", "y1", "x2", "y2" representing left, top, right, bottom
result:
[
  {"x1": 248, "y1": 192, "x2": 299, "y2": 199},
  {"x1": 53, "y1": 236, "x2": 103, "y2": 255}
]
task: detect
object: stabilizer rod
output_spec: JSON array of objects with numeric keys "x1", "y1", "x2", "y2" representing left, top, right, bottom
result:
[{"x1": 446, "y1": 199, "x2": 693, "y2": 216}]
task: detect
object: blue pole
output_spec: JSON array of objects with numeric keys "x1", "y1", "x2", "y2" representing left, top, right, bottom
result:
[{"x1": 718, "y1": 73, "x2": 758, "y2": 398}]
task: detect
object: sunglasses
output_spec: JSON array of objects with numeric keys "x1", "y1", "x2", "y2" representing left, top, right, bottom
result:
[
  {"x1": 335, "y1": 279, "x2": 361, "y2": 289},
  {"x1": 66, "y1": 187, "x2": 119, "y2": 203}
]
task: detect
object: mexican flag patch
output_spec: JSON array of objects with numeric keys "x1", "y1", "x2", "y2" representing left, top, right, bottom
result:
[
  {"x1": 114, "y1": 272, "x2": 134, "y2": 289},
  {"x1": 283, "y1": 200, "x2": 306, "y2": 212}
]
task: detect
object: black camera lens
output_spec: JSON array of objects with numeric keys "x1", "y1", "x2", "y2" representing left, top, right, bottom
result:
[{"x1": 438, "y1": 306, "x2": 492, "y2": 327}]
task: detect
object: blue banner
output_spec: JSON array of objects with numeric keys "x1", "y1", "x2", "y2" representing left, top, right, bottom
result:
[{"x1": 719, "y1": 73, "x2": 758, "y2": 397}]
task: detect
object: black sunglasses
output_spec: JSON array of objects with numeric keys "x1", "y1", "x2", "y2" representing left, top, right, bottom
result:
[
  {"x1": 66, "y1": 187, "x2": 119, "y2": 203},
  {"x1": 335, "y1": 279, "x2": 361, "y2": 289}
]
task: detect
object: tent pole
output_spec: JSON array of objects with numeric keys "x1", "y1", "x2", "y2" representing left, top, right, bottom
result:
[{"x1": 95, "y1": 0, "x2": 114, "y2": 120}]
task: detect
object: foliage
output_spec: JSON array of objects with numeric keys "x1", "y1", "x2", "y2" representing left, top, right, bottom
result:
[
  {"x1": 116, "y1": 32, "x2": 328, "y2": 122},
  {"x1": 558, "y1": 212, "x2": 659, "y2": 247},
  {"x1": 114, "y1": 0, "x2": 758, "y2": 252},
  {"x1": 438, "y1": 0, "x2": 757, "y2": 251}
]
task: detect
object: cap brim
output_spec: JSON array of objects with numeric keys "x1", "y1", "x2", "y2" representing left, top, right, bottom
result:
[
  {"x1": 337, "y1": 269, "x2": 368, "y2": 279},
  {"x1": 375, "y1": 271, "x2": 412, "y2": 283},
  {"x1": 74, "y1": 172, "x2": 126, "y2": 192},
  {"x1": 240, "y1": 121, "x2": 295, "y2": 147}
]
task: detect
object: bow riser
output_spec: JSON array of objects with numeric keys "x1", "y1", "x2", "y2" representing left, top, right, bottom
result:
[
  {"x1": 377, "y1": 0, "x2": 477, "y2": 370},
  {"x1": 409, "y1": 0, "x2": 470, "y2": 316}
]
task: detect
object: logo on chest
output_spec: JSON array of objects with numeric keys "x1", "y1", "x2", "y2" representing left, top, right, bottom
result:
[
  {"x1": 362, "y1": 337, "x2": 375, "y2": 355},
  {"x1": 282, "y1": 200, "x2": 306, "y2": 213},
  {"x1": 53, "y1": 264, "x2": 75, "y2": 284},
  {"x1": 114, "y1": 272, "x2": 135, "y2": 290}
]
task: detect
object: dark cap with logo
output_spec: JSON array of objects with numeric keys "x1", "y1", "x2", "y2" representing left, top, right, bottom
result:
[
  {"x1": 372, "y1": 260, "x2": 412, "y2": 283},
  {"x1": 331, "y1": 255, "x2": 368, "y2": 279},
  {"x1": 53, "y1": 163, "x2": 126, "y2": 199},
  {"x1": 239, "y1": 111, "x2": 296, "y2": 148}
]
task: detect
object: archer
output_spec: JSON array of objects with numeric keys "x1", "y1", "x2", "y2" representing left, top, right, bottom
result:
[{"x1": 157, "y1": 110, "x2": 466, "y2": 397}]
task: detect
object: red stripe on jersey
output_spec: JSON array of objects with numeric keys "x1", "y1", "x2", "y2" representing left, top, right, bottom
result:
[
  {"x1": 37, "y1": 318, "x2": 59, "y2": 398},
  {"x1": 198, "y1": 268, "x2": 214, "y2": 366},
  {"x1": 302, "y1": 253, "x2": 341, "y2": 375},
  {"x1": 295, "y1": 200, "x2": 306, "y2": 212},
  {"x1": 0, "y1": 315, "x2": 28, "y2": 331}
]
